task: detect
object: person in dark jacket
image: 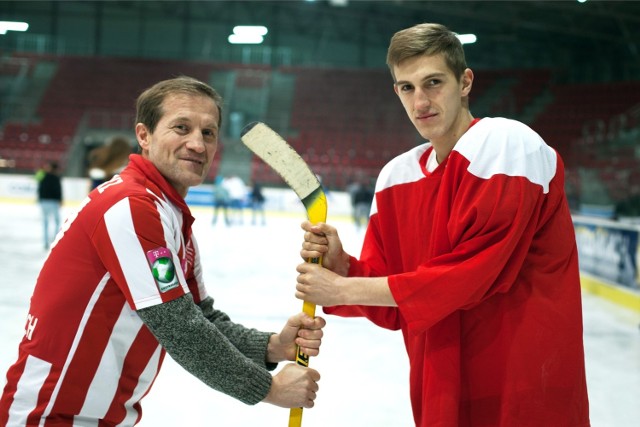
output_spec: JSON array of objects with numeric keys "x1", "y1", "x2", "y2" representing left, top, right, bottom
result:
[
  {"x1": 250, "y1": 181, "x2": 266, "y2": 225},
  {"x1": 37, "y1": 161, "x2": 62, "y2": 249}
]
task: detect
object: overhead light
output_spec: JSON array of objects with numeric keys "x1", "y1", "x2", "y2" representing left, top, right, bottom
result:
[
  {"x1": 228, "y1": 34, "x2": 264, "y2": 44},
  {"x1": 233, "y1": 26, "x2": 268, "y2": 37},
  {"x1": 0, "y1": 21, "x2": 29, "y2": 35},
  {"x1": 228, "y1": 25, "x2": 268, "y2": 45},
  {"x1": 456, "y1": 33, "x2": 477, "y2": 45}
]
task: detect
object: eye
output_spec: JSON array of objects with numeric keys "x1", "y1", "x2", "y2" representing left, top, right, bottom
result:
[
  {"x1": 427, "y1": 78, "x2": 442, "y2": 87},
  {"x1": 173, "y1": 124, "x2": 189, "y2": 134},
  {"x1": 202, "y1": 128, "x2": 218, "y2": 142},
  {"x1": 399, "y1": 83, "x2": 413, "y2": 93}
]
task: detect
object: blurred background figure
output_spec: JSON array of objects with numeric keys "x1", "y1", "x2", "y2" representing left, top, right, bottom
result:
[
  {"x1": 36, "y1": 161, "x2": 62, "y2": 249},
  {"x1": 212, "y1": 175, "x2": 231, "y2": 226},
  {"x1": 352, "y1": 179, "x2": 374, "y2": 230},
  {"x1": 223, "y1": 174, "x2": 247, "y2": 225},
  {"x1": 87, "y1": 135, "x2": 133, "y2": 189},
  {"x1": 347, "y1": 174, "x2": 374, "y2": 230},
  {"x1": 250, "y1": 181, "x2": 266, "y2": 226}
]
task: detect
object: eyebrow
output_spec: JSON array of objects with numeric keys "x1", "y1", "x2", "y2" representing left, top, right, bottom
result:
[
  {"x1": 169, "y1": 116, "x2": 218, "y2": 129},
  {"x1": 394, "y1": 72, "x2": 448, "y2": 86},
  {"x1": 170, "y1": 116, "x2": 190, "y2": 123}
]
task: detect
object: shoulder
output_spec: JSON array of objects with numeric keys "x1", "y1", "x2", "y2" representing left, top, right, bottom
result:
[
  {"x1": 453, "y1": 117, "x2": 558, "y2": 193},
  {"x1": 456, "y1": 117, "x2": 550, "y2": 156},
  {"x1": 377, "y1": 143, "x2": 430, "y2": 192},
  {"x1": 89, "y1": 170, "x2": 166, "y2": 216}
]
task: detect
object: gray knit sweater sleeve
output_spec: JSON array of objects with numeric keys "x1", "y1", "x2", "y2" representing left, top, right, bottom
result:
[
  {"x1": 137, "y1": 294, "x2": 273, "y2": 405},
  {"x1": 197, "y1": 296, "x2": 278, "y2": 371}
]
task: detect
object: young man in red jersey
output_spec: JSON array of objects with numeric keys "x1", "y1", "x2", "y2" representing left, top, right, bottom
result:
[
  {"x1": 1, "y1": 76, "x2": 324, "y2": 426},
  {"x1": 295, "y1": 23, "x2": 590, "y2": 426}
]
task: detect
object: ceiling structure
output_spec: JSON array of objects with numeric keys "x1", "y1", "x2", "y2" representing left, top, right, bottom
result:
[
  {"x1": 175, "y1": 0, "x2": 640, "y2": 78},
  {"x1": 1, "y1": 1, "x2": 639, "y2": 81}
]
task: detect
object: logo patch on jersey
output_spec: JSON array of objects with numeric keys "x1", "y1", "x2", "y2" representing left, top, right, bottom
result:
[{"x1": 146, "y1": 247, "x2": 179, "y2": 293}]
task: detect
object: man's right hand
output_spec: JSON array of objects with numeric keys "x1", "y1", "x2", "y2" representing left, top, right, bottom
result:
[{"x1": 263, "y1": 363, "x2": 320, "y2": 408}]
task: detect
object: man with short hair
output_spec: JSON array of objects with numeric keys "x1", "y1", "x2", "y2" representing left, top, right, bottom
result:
[
  {"x1": 1, "y1": 76, "x2": 324, "y2": 426},
  {"x1": 296, "y1": 23, "x2": 589, "y2": 426}
]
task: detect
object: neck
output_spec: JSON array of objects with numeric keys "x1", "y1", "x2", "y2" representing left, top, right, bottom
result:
[{"x1": 431, "y1": 111, "x2": 474, "y2": 163}]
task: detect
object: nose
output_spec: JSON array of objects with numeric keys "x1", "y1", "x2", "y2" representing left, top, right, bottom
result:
[
  {"x1": 413, "y1": 87, "x2": 431, "y2": 110},
  {"x1": 186, "y1": 131, "x2": 206, "y2": 153}
]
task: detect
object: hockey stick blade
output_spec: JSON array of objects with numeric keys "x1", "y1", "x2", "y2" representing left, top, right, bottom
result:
[
  {"x1": 240, "y1": 121, "x2": 327, "y2": 222},
  {"x1": 240, "y1": 121, "x2": 327, "y2": 427}
]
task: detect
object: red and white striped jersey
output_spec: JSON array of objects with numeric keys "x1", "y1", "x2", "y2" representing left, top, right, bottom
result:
[{"x1": 0, "y1": 155, "x2": 206, "y2": 426}]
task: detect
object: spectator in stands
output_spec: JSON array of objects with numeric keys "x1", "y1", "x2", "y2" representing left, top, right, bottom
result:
[
  {"x1": 0, "y1": 76, "x2": 324, "y2": 426},
  {"x1": 87, "y1": 135, "x2": 133, "y2": 189},
  {"x1": 295, "y1": 23, "x2": 589, "y2": 426},
  {"x1": 36, "y1": 161, "x2": 62, "y2": 249}
]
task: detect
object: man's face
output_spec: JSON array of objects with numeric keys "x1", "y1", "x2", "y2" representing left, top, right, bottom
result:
[
  {"x1": 136, "y1": 94, "x2": 219, "y2": 196},
  {"x1": 393, "y1": 53, "x2": 472, "y2": 147}
]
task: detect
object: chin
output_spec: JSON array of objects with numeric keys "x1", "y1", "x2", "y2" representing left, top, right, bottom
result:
[
  {"x1": 188, "y1": 177, "x2": 206, "y2": 187},
  {"x1": 419, "y1": 124, "x2": 445, "y2": 142},
  {"x1": 418, "y1": 130, "x2": 435, "y2": 141},
  {"x1": 178, "y1": 174, "x2": 204, "y2": 190}
]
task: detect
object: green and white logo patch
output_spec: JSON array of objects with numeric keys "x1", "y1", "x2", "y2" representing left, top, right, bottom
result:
[{"x1": 151, "y1": 257, "x2": 179, "y2": 292}]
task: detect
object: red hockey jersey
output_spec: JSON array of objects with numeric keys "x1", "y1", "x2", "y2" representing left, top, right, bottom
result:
[{"x1": 326, "y1": 118, "x2": 590, "y2": 426}]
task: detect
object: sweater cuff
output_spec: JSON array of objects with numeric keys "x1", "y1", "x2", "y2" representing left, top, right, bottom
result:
[
  {"x1": 245, "y1": 331, "x2": 278, "y2": 371},
  {"x1": 237, "y1": 361, "x2": 274, "y2": 405}
]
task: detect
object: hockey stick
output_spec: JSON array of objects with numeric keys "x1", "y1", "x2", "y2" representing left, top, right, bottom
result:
[{"x1": 240, "y1": 122, "x2": 327, "y2": 427}]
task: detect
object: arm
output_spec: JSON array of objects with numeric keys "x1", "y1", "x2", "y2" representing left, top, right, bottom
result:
[
  {"x1": 197, "y1": 296, "x2": 325, "y2": 365},
  {"x1": 196, "y1": 296, "x2": 275, "y2": 368},
  {"x1": 137, "y1": 294, "x2": 272, "y2": 405},
  {"x1": 139, "y1": 294, "x2": 324, "y2": 408},
  {"x1": 296, "y1": 265, "x2": 395, "y2": 307},
  {"x1": 298, "y1": 221, "x2": 395, "y2": 306},
  {"x1": 298, "y1": 221, "x2": 402, "y2": 330}
]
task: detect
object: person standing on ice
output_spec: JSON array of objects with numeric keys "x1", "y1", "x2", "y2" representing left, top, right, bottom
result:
[
  {"x1": 36, "y1": 161, "x2": 63, "y2": 250},
  {"x1": 295, "y1": 23, "x2": 589, "y2": 426},
  {"x1": 0, "y1": 76, "x2": 324, "y2": 426}
]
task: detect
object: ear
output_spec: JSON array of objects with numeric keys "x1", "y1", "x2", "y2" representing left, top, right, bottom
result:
[
  {"x1": 461, "y1": 68, "x2": 474, "y2": 97},
  {"x1": 135, "y1": 123, "x2": 150, "y2": 152}
]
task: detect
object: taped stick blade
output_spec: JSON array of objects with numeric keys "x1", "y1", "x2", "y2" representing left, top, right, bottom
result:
[{"x1": 240, "y1": 122, "x2": 327, "y2": 220}]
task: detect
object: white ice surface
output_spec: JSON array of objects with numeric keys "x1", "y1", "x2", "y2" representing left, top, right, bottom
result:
[{"x1": 0, "y1": 201, "x2": 638, "y2": 426}]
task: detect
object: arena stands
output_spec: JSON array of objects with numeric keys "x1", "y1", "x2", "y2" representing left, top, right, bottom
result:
[
  {"x1": 0, "y1": 54, "x2": 221, "y2": 178},
  {"x1": 1, "y1": 54, "x2": 639, "y2": 208}
]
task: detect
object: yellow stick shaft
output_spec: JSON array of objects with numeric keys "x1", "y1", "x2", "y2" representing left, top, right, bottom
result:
[{"x1": 288, "y1": 257, "x2": 320, "y2": 427}]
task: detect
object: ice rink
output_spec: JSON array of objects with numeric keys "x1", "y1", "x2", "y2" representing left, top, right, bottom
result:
[{"x1": 0, "y1": 200, "x2": 639, "y2": 426}]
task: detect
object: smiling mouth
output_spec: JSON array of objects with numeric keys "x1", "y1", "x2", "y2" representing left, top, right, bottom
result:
[{"x1": 181, "y1": 158, "x2": 205, "y2": 165}]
